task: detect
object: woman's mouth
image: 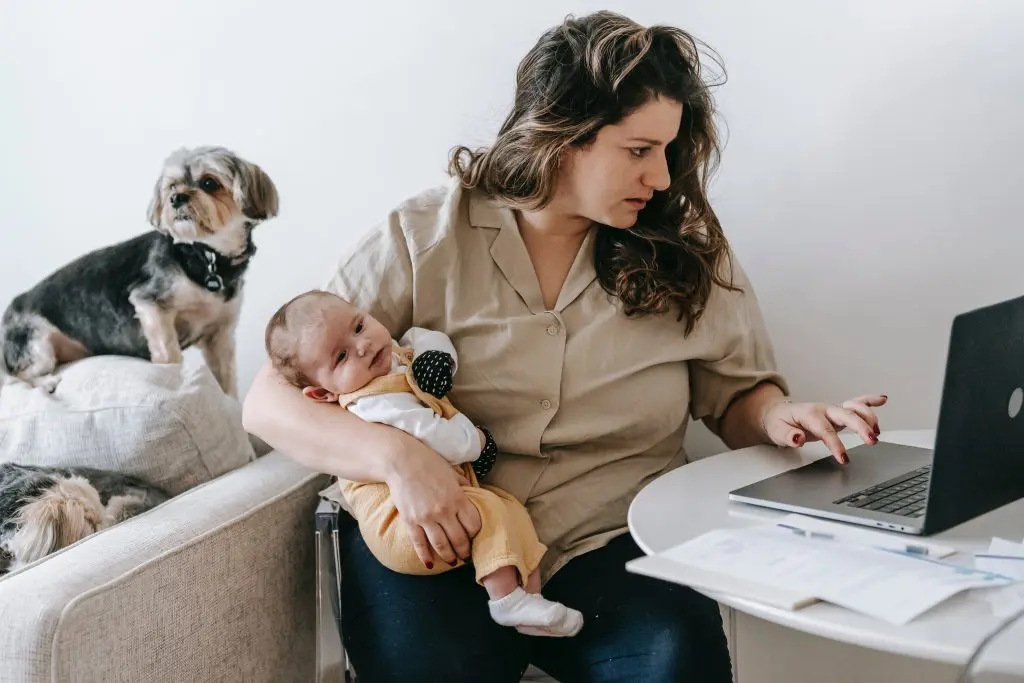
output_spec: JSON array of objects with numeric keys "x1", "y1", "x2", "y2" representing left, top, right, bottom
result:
[{"x1": 625, "y1": 198, "x2": 647, "y2": 210}]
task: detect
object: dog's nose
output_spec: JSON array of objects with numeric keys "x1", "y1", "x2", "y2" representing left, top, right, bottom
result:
[{"x1": 170, "y1": 193, "x2": 190, "y2": 209}]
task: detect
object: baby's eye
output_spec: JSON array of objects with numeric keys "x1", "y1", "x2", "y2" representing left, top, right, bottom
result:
[
  {"x1": 337, "y1": 350, "x2": 347, "y2": 363},
  {"x1": 355, "y1": 322, "x2": 364, "y2": 334}
]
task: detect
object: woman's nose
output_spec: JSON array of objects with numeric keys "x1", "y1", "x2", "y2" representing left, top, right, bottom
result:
[{"x1": 643, "y1": 153, "x2": 671, "y2": 191}]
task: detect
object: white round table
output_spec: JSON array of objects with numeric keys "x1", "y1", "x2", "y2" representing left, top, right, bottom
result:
[{"x1": 627, "y1": 429, "x2": 1024, "y2": 676}]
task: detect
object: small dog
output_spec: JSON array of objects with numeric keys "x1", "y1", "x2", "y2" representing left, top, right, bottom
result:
[
  {"x1": 0, "y1": 146, "x2": 279, "y2": 397},
  {"x1": 0, "y1": 462, "x2": 170, "y2": 575}
]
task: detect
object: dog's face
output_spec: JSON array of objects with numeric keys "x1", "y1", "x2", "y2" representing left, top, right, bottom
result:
[{"x1": 147, "y1": 146, "x2": 279, "y2": 252}]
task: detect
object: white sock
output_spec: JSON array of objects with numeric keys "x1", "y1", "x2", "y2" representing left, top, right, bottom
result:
[{"x1": 488, "y1": 587, "x2": 584, "y2": 637}]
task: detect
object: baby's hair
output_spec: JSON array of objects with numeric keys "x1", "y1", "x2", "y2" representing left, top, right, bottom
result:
[{"x1": 264, "y1": 289, "x2": 346, "y2": 388}]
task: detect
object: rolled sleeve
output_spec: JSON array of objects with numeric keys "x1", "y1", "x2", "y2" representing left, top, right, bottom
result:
[
  {"x1": 324, "y1": 210, "x2": 414, "y2": 338},
  {"x1": 399, "y1": 327, "x2": 459, "y2": 373},
  {"x1": 688, "y1": 253, "x2": 790, "y2": 436},
  {"x1": 348, "y1": 393, "x2": 481, "y2": 465}
]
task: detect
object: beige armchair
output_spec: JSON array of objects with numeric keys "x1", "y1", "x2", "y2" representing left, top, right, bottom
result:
[{"x1": 0, "y1": 451, "x2": 327, "y2": 683}]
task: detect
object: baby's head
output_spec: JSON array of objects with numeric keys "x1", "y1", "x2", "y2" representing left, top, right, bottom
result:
[{"x1": 264, "y1": 290, "x2": 394, "y2": 402}]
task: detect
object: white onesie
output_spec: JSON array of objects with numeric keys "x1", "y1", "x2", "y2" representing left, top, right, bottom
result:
[{"x1": 344, "y1": 327, "x2": 481, "y2": 465}]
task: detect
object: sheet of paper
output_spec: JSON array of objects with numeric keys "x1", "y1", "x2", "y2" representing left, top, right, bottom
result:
[
  {"x1": 975, "y1": 537, "x2": 1024, "y2": 578},
  {"x1": 773, "y1": 513, "x2": 957, "y2": 558},
  {"x1": 975, "y1": 537, "x2": 1024, "y2": 617},
  {"x1": 662, "y1": 526, "x2": 1013, "y2": 625}
]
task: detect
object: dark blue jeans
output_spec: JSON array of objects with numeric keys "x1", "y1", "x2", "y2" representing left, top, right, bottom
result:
[{"x1": 338, "y1": 516, "x2": 733, "y2": 683}]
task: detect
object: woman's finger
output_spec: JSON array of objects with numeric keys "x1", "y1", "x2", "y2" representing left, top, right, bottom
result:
[
  {"x1": 440, "y1": 515, "x2": 472, "y2": 562},
  {"x1": 849, "y1": 394, "x2": 888, "y2": 408},
  {"x1": 761, "y1": 404, "x2": 806, "y2": 448},
  {"x1": 406, "y1": 522, "x2": 435, "y2": 570},
  {"x1": 768, "y1": 419, "x2": 806, "y2": 448},
  {"x1": 422, "y1": 522, "x2": 457, "y2": 566},
  {"x1": 457, "y1": 502, "x2": 482, "y2": 539},
  {"x1": 841, "y1": 400, "x2": 880, "y2": 436},
  {"x1": 800, "y1": 411, "x2": 848, "y2": 463},
  {"x1": 827, "y1": 404, "x2": 877, "y2": 446}
]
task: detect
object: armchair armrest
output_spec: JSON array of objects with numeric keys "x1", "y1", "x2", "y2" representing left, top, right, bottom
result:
[{"x1": 0, "y1": 451, "x2": 328, "y2": 683}]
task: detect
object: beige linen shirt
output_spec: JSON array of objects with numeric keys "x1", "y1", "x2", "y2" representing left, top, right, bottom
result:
[{"x1": 325, "y1": 179, "x2": 788, "y2": 582}]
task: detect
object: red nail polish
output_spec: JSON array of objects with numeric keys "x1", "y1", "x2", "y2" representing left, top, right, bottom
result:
[
  {"x1": 425, "y1": 562, "x2": 434, "y2": 570},
  {"x1": 841, "y1": 453, "x2": 849, "y2": 464},
  {"x1": 448, "y1": 560, "x2": 458, "y2": 567}
]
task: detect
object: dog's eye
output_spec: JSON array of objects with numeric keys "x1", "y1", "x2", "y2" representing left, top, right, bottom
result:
[{"x1": 199, "y1": 177, "x2": 221, "y2": 193}]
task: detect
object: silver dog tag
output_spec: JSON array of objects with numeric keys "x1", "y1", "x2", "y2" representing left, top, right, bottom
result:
[{"x1": 203, "y1": 251, "x2": 223, "y2": 292}]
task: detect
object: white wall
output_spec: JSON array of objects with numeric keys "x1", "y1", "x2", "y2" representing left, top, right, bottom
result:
[{"x1": 2, "y1": 0, "x2": 1023, "y2": 457}]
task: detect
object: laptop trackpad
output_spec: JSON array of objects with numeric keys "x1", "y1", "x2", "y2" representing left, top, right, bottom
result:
[{"x1": 732, "y1": 442, "x2": 933, "y2": 506}]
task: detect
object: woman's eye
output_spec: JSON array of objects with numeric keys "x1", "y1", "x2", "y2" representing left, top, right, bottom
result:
[
  {"x1": 629, "y1": 147, "x2": 650, "y2": 158},
  {"x1": 199, "y1": 177, "x2": 221, "y2": 193}
]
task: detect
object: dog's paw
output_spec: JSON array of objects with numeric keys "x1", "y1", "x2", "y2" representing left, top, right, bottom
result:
[
  {"x1": 16, "y1": 374, "x2": 61, "y2": 394},
  {"x1": 149, "y1": 350, "x2": 183, "y2": 365},
  {"x1": 104, "y1": 495, "x2": 144, "y2": 525},
  {"x1": 39, "y1": 376, "x2": 61, "y2": 394}
]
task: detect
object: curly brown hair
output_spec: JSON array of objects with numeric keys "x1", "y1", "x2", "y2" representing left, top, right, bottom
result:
[{"x1": 449, "y1": 11, "x2": 736, "y2": 334}]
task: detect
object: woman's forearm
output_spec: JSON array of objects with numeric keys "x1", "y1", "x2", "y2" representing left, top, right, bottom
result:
[
  {"x1": 718, "y1": 381, "x2": 786, "y2": 450},
  {"x1": 242, "y1": 358, "x2": 409, "y2": 483}
]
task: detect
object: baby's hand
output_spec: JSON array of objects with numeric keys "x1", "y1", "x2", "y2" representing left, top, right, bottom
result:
[
  {"x1": 411, "y1": 350, "x2": 455, "y2": 398},
  {"x1": 473, "y1": 426, "x2": 498, "y2": 480}
]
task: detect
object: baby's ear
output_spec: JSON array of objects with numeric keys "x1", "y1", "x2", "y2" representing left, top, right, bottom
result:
[{"x1": 302, "y1": 386, "x2": 338, "y2": 403}]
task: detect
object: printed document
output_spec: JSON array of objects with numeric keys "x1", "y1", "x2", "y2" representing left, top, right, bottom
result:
[{"x1": 650, "y1": 525, "x2": 1014, "y2": 624}]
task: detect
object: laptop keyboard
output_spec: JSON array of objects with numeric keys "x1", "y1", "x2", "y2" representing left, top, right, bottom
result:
[{"x1": 833, "y1": 465, "x2": 931, "y2": 518}]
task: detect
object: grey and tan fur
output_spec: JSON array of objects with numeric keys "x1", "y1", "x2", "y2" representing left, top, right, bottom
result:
[
  {"x1": 0, "y1": 146, "x2": 279, "y2": 397},
  {"x1": 0, "y1": 462, "x2": 169, "y2": 574}
]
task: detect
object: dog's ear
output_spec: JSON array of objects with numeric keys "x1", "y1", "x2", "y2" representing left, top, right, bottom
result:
[
  {"x1": 147, "y1": 176, "x2": 166, "y2": 231},
  {"x1": 234, "y1": 160, "x2": 279, "y2": 221}
]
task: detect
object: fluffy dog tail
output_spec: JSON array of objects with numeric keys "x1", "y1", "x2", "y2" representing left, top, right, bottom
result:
[{"x1": 9, "y1": 476, "x2": 107, "y2": 569}]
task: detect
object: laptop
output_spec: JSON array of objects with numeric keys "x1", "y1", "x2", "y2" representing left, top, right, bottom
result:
[{"x1": 729, "y1": 294, "x2": 1024, "y2": 536}]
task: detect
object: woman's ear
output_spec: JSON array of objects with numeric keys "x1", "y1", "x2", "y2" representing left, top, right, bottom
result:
[{"x1": 302, "y1": 386, "x2": 338, "y2": 403}]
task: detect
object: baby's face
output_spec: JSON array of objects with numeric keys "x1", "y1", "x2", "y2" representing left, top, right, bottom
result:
[{"x1": 298, "y1": 299, "x2": 394, "y2": 396}]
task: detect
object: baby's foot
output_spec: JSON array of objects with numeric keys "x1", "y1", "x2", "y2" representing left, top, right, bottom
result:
[{"x1": 488, "y1": 587, "x2": 583, "y2": 637}]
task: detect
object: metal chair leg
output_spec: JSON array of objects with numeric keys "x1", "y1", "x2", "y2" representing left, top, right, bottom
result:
[{"x1": 316, "y1": 498, "x2": 352, "y2": 682}]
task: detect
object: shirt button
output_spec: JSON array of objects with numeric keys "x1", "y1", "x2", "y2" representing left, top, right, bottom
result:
[
  {"x1": 540, "y1": 399, "x2": 552, "y2": 410},
  {"x1": 546, "y1": 324, "x2": 559, "y2": 336}
]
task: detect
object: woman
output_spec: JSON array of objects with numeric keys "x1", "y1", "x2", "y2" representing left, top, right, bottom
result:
[{"x1": 243, "y1": 11, "x2": 885, "y2": 682}]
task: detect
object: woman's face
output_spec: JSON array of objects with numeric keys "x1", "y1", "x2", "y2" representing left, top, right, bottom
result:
[{"x1": 558, "y1": 96, "x2": 683, "y2": 229}]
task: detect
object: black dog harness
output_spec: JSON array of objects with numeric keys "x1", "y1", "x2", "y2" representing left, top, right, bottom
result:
[{"x1": 172, "y1": 226, "x2": 256, "y2": 298}]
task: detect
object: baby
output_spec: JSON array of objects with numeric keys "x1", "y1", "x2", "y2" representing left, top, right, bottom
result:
[{"x1": 264, "y1": 289, "x2": 583, "y2": 637}]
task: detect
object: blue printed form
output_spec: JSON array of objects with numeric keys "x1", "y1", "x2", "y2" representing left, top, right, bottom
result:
[{"x1": 653, "y1": 525, "x2": 1014, "y2": 625}]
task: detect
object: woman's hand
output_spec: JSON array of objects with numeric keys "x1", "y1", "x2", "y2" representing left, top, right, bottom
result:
[
  {"x1": 385, "y1": 435, "x2": 482, "y2": 569},
  {"x1": 761, "y1": 394, "x2": 888, "y2": 463}
]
